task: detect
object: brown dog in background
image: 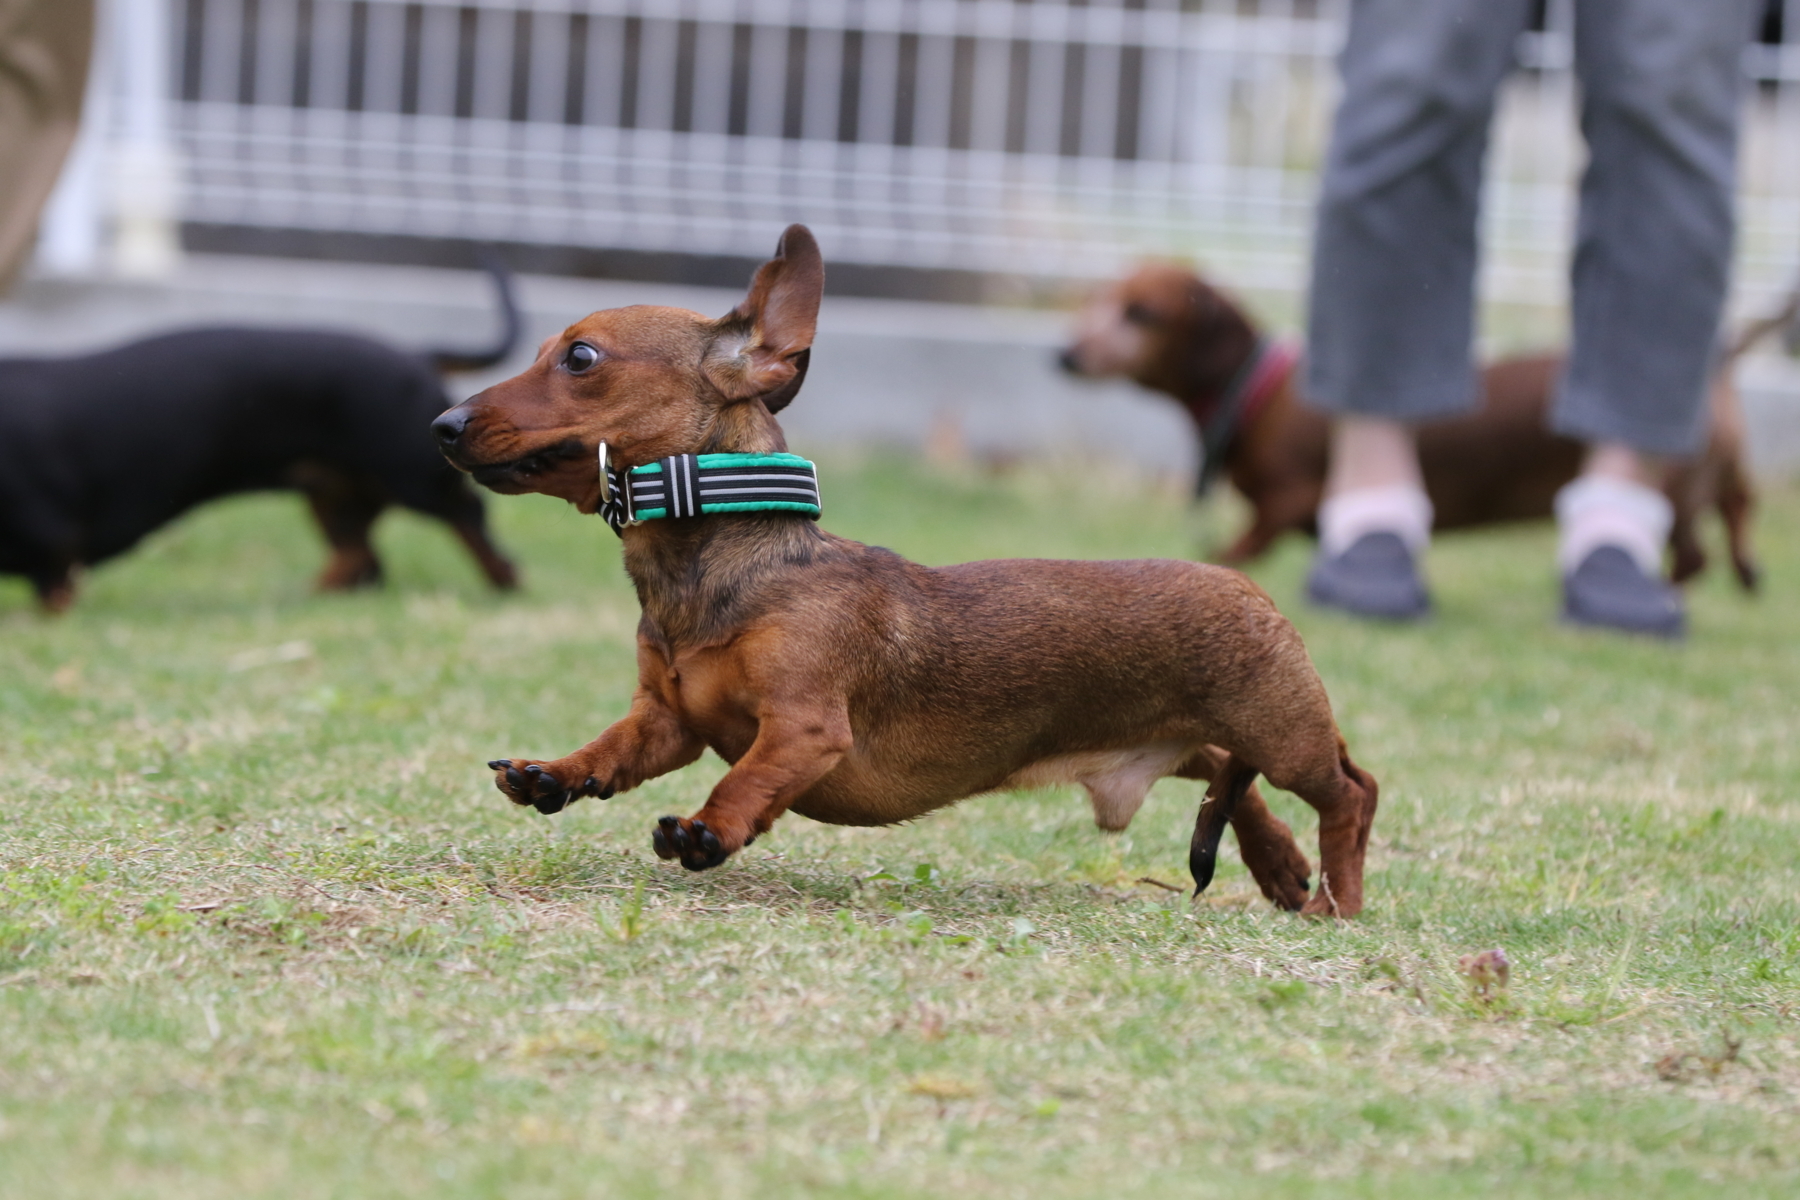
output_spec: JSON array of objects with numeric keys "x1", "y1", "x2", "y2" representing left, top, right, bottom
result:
[
  {"x1": 1060, "y1": 262, "x2": 1763, "y2": 590},
  {"x1": 432, "y1": 226, "x2": 1380, "y2": 916}
]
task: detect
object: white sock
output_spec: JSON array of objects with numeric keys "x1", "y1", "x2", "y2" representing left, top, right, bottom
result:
[
  {"x1": 1318, "y1": 484, "x2": 1434, "y2": 557},
  {"x1": 1554, "y1": 475, "x2": 1672, "y2": 576}
]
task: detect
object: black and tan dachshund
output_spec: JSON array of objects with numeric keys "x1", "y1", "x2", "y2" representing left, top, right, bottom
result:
[{"x1": 0, "y1": 263, "x2": 522, "y2": 610}]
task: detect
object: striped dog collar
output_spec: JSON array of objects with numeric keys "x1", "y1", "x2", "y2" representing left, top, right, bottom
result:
[
  {"x1": 597, "y1": 446, "x2": 822, "y2": 534},
  {"x1": 1196, "y1": 337, "x2": 1301, "y2": 496}
]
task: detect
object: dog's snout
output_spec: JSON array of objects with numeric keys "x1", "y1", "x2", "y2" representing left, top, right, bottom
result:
[{"x1": 433, "y1": 406, "x2": 473, "y2": 445}]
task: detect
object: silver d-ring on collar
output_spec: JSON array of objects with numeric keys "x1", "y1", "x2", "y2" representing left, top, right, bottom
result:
[{"x1": 597, "y1": 439, "x2": 639, "y2": 532}]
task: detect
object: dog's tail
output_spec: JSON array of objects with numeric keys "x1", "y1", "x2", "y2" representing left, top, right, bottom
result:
[
  {"x1": 429, "y1": 249, "x2": 523, "y2": 373},
  {"x1": 1189, "y1": 755, "x2": 1260, "y2": 897},
  {"x1": 1724, "y1": 280, "x2": 1800, "y2": 363}
]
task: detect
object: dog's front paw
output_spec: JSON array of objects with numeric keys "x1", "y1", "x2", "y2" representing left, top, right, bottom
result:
[
  {"x1": 651, "y1": 815, "x2": 733, "y2": 871},
  {"x1": 488, "y1": 758, "x2": 612, "y2": 814}
]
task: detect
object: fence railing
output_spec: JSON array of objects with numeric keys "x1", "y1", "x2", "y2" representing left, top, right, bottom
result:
[{"x1": 43, "y1": 0, "x2": 1800, "y2": 305}]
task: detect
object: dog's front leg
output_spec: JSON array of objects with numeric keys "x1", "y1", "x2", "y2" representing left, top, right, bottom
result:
[
  {"x1": 31, "y1": 563, "x2": 77, "y2": 614},
  {"x1": 1213, "y1": 488, "x2": 1320, "y2": 566},
  {"x1": 652, "y1": 705, "x2": 851, "y2": 872},
  {"x1": 490, "y1": 684, "x2": 704, "y2": 815}
]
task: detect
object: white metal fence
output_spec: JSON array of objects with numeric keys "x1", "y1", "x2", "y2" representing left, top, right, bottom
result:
[{"x1": 45, "y1": 0, "x2": 1800, "y2": 305}]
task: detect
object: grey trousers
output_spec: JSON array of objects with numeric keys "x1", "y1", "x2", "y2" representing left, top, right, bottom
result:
[{"x1": 1305, "y1": 0, "x2": 1758, "y2": 456}]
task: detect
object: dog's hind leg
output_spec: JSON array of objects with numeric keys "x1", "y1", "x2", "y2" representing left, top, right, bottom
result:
[
  {"x1": 1717, "y1": 456, "x2": 1760, "y2": 592},
  {"x1": 1663, "y1": 458, "x2": 1713, "y2": 586},
  {"x1": 450, "y1": 514, "x2": 519, "y2": 590},
  {"x1": 30, "y1": 563, "x2": 78, "y2": 614},
  {"x1": 293, "y1": 464, "x2": 386, "y2": 590},
  {"x1": 395, "y1": 471, "x2": 518, "y2": 590},
  {"x1": 1212, "y1": 488, "x2": 1321, "y2": 567},
  {"x1": 1666, "y1": 490, "x2": 1708, "y2": 585}
]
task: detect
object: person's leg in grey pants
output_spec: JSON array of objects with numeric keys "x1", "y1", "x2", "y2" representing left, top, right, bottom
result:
[
  {"x1": 1557, "y1": 1, "x2": 1751, "y2": 454},
  {"x1": 1302, "y1": 0, "x2": 1755, "y2": 635},
  {"x1": 1306, "y1": 0, "x2": 1536, "y2": 423}
]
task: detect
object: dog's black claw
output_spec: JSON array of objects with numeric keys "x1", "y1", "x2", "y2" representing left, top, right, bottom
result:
[
  {"x1": 696, "y1": 824, "x2": 720, "y2": 855},
  {"x1": 524, "y1": 764, "x2": 543, "y2": 776},
  {"x1": 598, "y1": 785, "x2": 615, "y2": 800},
  {"x1": 583, "y1": 776, "x2": 598, "y2": 793},
  {"x1": 653, "y1": 816, "x2": 730, "y2": 869},
  {"x1": 685, "y1": 821, "x2": 730, "y2": 870},
  {"x1": 487, "y1": 759, "x2": 510, "y2": 771},
  {"x1": 653, "y1": 815, "x2": 681, "y2": 859}
]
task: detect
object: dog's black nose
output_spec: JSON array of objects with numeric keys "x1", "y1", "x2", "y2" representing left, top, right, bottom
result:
[
  {"x1": 1056, "y1": 347, "x2": 1082, "y2": 375},
  {"x1": 432, "y1": 406, "x2": 472, "y2": 445}
]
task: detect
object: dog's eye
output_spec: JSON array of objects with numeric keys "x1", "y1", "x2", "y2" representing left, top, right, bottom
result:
[
  {"x1": 1123, "y1": 302, "x2": 1160, "y2": 327},
  {"x1": 564, "y1": 343, "x2": 602, "y2": 374}
]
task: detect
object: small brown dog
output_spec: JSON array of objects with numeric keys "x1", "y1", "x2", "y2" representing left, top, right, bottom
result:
[
  {"x1": 432, "y1": 227, "x2": 1379, "y2": 916},
  {"x1": 1060, "y1": 262, "x2": 1760, "y2": 589}
]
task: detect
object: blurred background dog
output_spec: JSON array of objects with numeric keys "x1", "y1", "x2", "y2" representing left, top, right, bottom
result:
[
  {"x1": 0, "y1": 262, "x2": 521, "y2": 610},
  {"x1": 1060, "y1": 262, "x2": 1780, "y2": 591}
]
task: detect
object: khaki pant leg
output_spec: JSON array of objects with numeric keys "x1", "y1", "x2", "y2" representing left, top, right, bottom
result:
[{"x1": 0, "y1": 0, "x2": 95, "y2": 290}]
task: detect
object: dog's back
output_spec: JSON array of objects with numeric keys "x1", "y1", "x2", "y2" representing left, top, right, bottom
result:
[{"x1": 3, "y1": 329, "x2": 447, "y2": 560}]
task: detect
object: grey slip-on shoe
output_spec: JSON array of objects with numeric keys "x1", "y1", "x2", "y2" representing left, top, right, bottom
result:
[
  {"x1": 1562, "y1": 545, "x2": 1685, "y2": 639},
  {"x1": 1305, "y1": 531, "x2": 1432, "y2": 621}
]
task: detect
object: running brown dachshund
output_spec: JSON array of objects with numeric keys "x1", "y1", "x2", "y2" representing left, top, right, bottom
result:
[
  {"x1": 1059, "y1": 262, "x2": 1762, "y2": 590},
  {"x1": 432, "y1": 226, "x2": 1379, "y2": 916}
]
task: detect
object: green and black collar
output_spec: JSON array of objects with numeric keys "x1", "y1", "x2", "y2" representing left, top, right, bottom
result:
[{"x1": 597, "y1": 445, "x2": 822, "y2": 535}]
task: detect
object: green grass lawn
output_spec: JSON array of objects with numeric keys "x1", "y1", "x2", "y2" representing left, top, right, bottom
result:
[{"x1": 1, "y1": 455, "x2": 1795, "y2": 1199}]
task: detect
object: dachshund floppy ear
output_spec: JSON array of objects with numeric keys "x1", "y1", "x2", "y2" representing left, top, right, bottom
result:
[{"x1": 705, "y1": 225, "x2": 824, "y2": 406}]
